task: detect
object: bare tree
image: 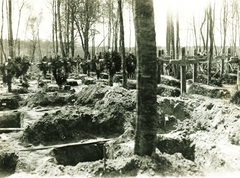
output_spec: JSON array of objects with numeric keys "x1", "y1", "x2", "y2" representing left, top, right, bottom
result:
[
  {"x1": 118, "y1": 0, "x2": 126, "y2": 88},
  {"x1": 0, "y1": 0, "x2": 6, "y2": 63},
  {"x1": 176, "y1": 12, "x2": 180, "y2": 59},
  {"x1": 15, "y1": 0, "x2": 28, "y2": 56},
  {"x1": 57, "y1": 0, "x2": 66, "y2": 57},
  {"x1": 27, "y1": 14, "x2": 42, "y2": 62},
  {"x1": 220, "y1": 0, "x2": 228, "y2": 54},
  {"x1": 134, "y1": 0, "x2": 157, "y2": 156},
  {"x1": 73, "y1": 0, "x2": 101, "y2": 61},
  {"x1": 54, "y1": 0, "x2": 58, "y2": 55},
  {"x1": 200, "y1": 10, "x2": 207, "y2": 51},
  {"x1": 6, "y1": 0, "x2": 14, "y2": 57},
  {"x1": 208, "y1": 1, "x2": 214, "y2": 84},
  {"x1": 193, "y1": 16, "x2": 198, "y2": 50}
]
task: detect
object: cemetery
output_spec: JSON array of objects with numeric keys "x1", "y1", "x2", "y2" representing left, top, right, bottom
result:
[
  {"x1": 0, "y1": 45, "x2": 240, "y2": 177},
  {"x1": 1, "y1": 0, "x2": 240, "y2": 177}
]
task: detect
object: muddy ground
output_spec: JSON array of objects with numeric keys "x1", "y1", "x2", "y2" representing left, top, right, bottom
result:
[{"x1": 1, "y1": 69, "x2": 240, "y2": 178}]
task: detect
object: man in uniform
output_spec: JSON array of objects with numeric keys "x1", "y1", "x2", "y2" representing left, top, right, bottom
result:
[{"x1": 3, "y1": 56, "x2": 15, "y2": 92}]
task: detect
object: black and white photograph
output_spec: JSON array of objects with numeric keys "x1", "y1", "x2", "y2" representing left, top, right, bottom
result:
[{"x1": 0, "y1": 0, "x2": 240, "y2": 177}]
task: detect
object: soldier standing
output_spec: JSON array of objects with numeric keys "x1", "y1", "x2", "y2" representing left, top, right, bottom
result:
[{"x1": 3, "y1": 56, "x2": 15, "y2": 92}]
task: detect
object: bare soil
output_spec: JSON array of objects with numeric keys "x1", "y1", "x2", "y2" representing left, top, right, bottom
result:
[{"x1": 1, "y1": 76, "x2": 240, "y2": 178}]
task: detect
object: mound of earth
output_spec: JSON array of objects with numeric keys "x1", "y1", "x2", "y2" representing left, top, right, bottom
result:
[
  {"x1": 0, "y1": 111, "x2": 21, "y2": 129},
  {"x1": 161, "y1": 75, "x2": 180, "y2": 88},
  {"x1": 22, "y1": 84, "x2": 136, "y2": 146},
  {"x1": 3, "y1": 82, "x2": 240, "y2": 177},
  {"x1": 74, "y1": 83, "x2": 111, "y2": 106},
  {"x1": 230, "y1": 90, "x2": 240, "y2": 105},
  {"x1": 188, "y1": 83, "x2": 231, "y2": 99},
  {"x1": 157, "y1": 84, "x2": 180, "y2": 97},
  {"x1": 23, "y1": 91, "x2": 70, "y2": 108}
]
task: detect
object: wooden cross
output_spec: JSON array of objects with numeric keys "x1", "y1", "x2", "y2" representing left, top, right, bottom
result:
[
  {"x1": 186, "y1": 54, "x2": 208, "y2": 83},
  {"x1": 170, "y1": 47, "x2": 200, "y2": 94},
  {"x1": 228, "y1": 56, "x2": 240, "y2": 90},
  {"x1": 213, "y1": 48, "x2": 230, "y2": 76},
  {"x1": 157, "y1": 50, "x2": 171, "y2": 84},
  {"x1": 157, "y1": 48, "x2": 207, "y2": 93}
]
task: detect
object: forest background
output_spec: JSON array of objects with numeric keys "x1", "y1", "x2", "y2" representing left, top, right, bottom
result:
[{"x1": 0, "y1": 0, "x2": 238, "y2": 63}]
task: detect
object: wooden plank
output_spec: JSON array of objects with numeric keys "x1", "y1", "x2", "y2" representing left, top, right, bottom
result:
[
  {"x1": 18, "y1": 139, "x2": 111, "y2": 151},
  {"x1": 0, "y1": 128, "x2": 24, "y2": 131}
]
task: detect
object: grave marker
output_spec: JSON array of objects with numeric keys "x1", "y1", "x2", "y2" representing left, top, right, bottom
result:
[
  {"x1": 228, "y1": 56, "x2": 240, "y2": 90},
  {"x1": 170, "y1": 47, "x2": 199, "y2": 94}
]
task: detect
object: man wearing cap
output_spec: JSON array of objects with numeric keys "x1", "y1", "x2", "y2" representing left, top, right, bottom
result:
[{"x1": 3, "y1": 56, "x2": 15, "y2": 92}]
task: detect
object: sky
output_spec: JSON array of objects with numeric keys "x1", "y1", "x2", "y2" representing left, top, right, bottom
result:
[{"x1": 3, "y1": 0, "x2": 226, "y2": 49}]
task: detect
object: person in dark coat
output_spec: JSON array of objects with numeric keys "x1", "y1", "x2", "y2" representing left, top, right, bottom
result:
[{"x1": 3, "y1": 56, "x2": 15, "y2": 92}]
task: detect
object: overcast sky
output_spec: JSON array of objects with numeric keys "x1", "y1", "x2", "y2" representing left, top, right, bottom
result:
[{"x1": 6, "y1": 0, "x2": 225, "y2": 48}]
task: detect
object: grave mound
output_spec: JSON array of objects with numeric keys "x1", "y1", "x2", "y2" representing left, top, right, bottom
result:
[
  {"x1": 22, "y1": 84, "x2": 136, "y2": 146},
  {"x1": 161, "y1": 75, "x2": 181, "y2": 88},
  {"x1": 188, "y1": 83, "x2": 231, "y2": 98},
  {"x1": 23, "y1": 91, "x2": 69, "y2": 108},
  {"x1": 74, "y1": 83, "x2": 111, "y2": 106},
  {"x1": 157, "y1": 84, "x2": 180, "y2": 97},
  {"x1": 230, "y1": 91, "x2": 240, "y2": 105}
]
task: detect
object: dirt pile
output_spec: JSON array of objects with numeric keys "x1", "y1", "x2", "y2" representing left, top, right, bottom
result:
[
  {"x1": 157, "y1": 84, "x2": 181, "y2": 97},
  {"x1": 3, "y1": 82, "x2": 240, "y2": 177},
  {"x1": 23, "y1": 91, "x2": 70, "y2": 108},
  {"x1": 0, "y1": 111, "x2": 21, "y2": 128},
  {"x1": 21, "y1": 84, "x2": 136, "y2": 146},
  {"x1": 161, "y1": 75, "x2": 180, "y2": 88},
  {"x1": 188, "y1": 83, "x2": 231, "y2": 98},
  {"x1": 0, "y1": 137, "x2": 18, "y2": 177},
  {"x1": 230, "y1": 90, "x2": 240, "y2": 105}
]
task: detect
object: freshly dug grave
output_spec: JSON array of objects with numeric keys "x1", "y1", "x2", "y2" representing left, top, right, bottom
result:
[
  {"x1": 21, "y1": 107, "x2": 126, "y2": 146},
  {"x1": 0, "y1": 111, "x2": 21, "y2": 128},
  {"x1": 0, "y1": 135, "x2": 19, "y2": 178},
  {"x1": 21, "y1": 84, "x2": 136, "y2": 146},
  {"x1": 0, "y1": 94, "x2": 20, "y2": 111}
]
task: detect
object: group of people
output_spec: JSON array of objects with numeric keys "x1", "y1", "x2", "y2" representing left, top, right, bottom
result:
[
  {"x1": 0, "y1": 51, "x2": 138, "y2": 92},
  {"x1": 0, "y1": 56, "x2": 31, "y2": 92},
  {"x1": 92, "y1": 51, "x2": 136, "y2": 80}
]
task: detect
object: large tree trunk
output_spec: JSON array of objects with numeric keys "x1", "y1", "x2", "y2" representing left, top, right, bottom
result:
[
  {"x1": 7, "y1": 0, "x2": 14, "y2": 57},
  {"x1": 134, "y1": 0, "x2": 157, "y2": 156},
  {"x1": 118, "y1": 0, "x2": 127, "y2": 88}
]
